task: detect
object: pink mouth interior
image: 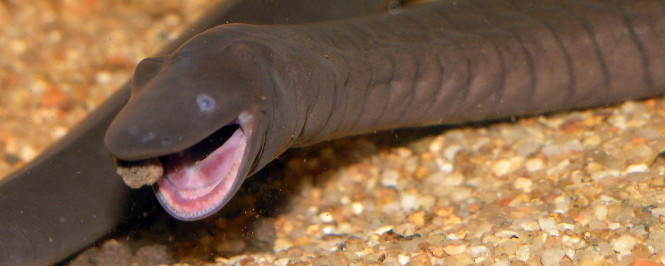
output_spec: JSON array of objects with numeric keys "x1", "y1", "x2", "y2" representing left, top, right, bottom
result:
[{"x1": 154, "y1": 125, "x2": 247, "y2": 220}]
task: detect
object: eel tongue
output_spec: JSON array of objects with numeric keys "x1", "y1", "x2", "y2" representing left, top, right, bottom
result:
[
  {"x1": 160, "y1": 127, "x2": 240, "y2": 196},
  {"x1": 154, "y1": 125, "x2": 247, "y2": 220}
]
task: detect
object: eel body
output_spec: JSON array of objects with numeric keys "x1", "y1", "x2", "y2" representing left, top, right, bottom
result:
[
  {"x1": 0, "y1": 0, "x2": 391, "y2": 264},
  {"x1": 106, "y1": 0, "x2": 665, "y2": 222}
]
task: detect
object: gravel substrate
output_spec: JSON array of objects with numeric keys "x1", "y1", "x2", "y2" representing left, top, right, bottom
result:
[
  {"x1": 0, "y1": 0, "x2": 215, "y2": 176},
  {"x1": 3, "y1": 1, "x2": 665, "y2": 265}
]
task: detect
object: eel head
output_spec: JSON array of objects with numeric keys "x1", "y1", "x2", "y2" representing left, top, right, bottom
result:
[{"x1": 105, "y1": 35, "x2": 281, "y2": 221}]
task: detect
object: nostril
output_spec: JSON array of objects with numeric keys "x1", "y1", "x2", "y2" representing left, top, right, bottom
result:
[
  {"x1": 141, "y1": 132, "x2": 157, "y2": 143},
  {"x1": 161, "y1": 136, "x2": 173, "y2": 146}
]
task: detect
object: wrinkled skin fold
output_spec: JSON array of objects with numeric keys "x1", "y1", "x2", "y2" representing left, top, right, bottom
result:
[{"x1": 106, "y1": 0, "x2": 665, "y2": 221}]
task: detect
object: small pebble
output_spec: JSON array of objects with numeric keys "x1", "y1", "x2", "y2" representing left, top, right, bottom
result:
[
  {"x1": 525, "y1": 158, "x2": 545, "y2": 172},
  {"x1": 467, "y1": 246, "x2": 489, "y2": 258},
  {"x1": 541, "y1": 248, "x2": 565, "y2": 266},
  {"x1": 95, "y1": 70, "x2": 112, "y2": 84},
  {"x1": 318, "y1": 212, "x2": 334, "y2": 223},
  {"x1": 443, "y1": 172, "x2": 465, "y2": 186},
  {"x1": 380, "y1": 169, "x2": 400, "y2": 188},
  {"x1": 492, "y1": 159, "x2": 515, "y2": 176},
  {"x1": 397, "y1": 254, "x2": 410, "y2": 265},
  {"x1": 538, "y1": 217, "x2": 559, "y2": 236},
  {"x1": 351, "y1": 202, "x2": 364, "y2": 215},
  {"x1": 650, "y1": 207, "x2": 665, "y2": 218},
  {"x1": 612, "y1": 234, "x2": 637, "y2": 254},
  {"x1": 514, "y1": 177, "x2": 533, "y2": 193},
  {"x1": 518, "y1": 219, "x2": 540, "y2": 231},
  {"x1": 443, "y1": 144, "x2": 463, "y2": 161},
  {"x1": 443, "y1": 244, "x2": 467, "y2": 255},
  {"x1": 515, "y1": 245, "x2": 530, "y2": 261},
  {"x1": 554, "y1": 195, "x2": 571, "y2": 214},
  {"x1": 624, "y1": 164, "x2": 649, "y2": 174},
  {"x1": 594, "y1": 204, "x2": 609, "y2": 220},
  {"x1": 374, "y1": 226, "x2": 394, "y2": 235}
]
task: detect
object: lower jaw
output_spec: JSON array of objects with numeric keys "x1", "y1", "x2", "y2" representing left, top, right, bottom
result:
[{"x1": 153, "y1": 125, "x2": 248, "y2": 221}]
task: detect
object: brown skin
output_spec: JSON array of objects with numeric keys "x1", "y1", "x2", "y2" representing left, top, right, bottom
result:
[{"x1": 107, "y1": 0, "x2": 665, "y2": 222}]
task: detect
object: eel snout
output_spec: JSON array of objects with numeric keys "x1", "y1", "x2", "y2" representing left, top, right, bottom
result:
[{"x1": 113, "y1": 117, "x2": 255, "y2": 220}]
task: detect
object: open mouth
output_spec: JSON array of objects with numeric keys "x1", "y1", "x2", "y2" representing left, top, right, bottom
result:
[{"x1": 152, "y1": 123, "x2": 248, "y2": 220}]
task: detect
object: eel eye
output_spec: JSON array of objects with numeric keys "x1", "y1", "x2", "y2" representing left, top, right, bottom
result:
[{"x1": 196, "y1": 94, "x2": 215, "y2": 113}]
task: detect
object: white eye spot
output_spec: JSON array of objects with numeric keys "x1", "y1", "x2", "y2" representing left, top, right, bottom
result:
[{"x1": 196, "y1": 94, "x2": 215, "y2": 113}]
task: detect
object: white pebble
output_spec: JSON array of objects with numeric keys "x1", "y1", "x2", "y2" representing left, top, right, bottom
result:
[
  {"x1": 583, "y1": 135, "x2": 601, "y2": 147},
  {"x1": 322, "y1": 225, "x2": 336, "y2": 235},
  {"x1": 395, "y1": 223, "x2": 416, "y2": 236},
  {"x1": 398, "y1": 254, "x2": 410, "y2": 265},
  {"x1": 554, "y1": 195, "x2": 571, "y2": 214},
  {"x1": 496, "y1": 230, "x2": 520, "y2": 238},
  {"x1": 450, "y1": 187, "x2": 472, "y2": 202},
  {"x1": 435, "y1": 158, "x2": 454, "y2": 173},
  {"x1": 651, "y1": 207, "x2": 665, "y2": 218},
  {"x1": 374, "y1": 225, "x2": 394, "y2": 235},
  {"x1": 492, "y1": 160, "x2": 514, "y2": 176},
  {"x1": 442, "y1": 172, "x2": 465, "y2": 187},
  {"x1": 19, "y1": 146, "x2": 37, "y2": 162},
  {"x1": 600, "y1": 195, "x2": 618, "y2": 203},
  {"x1": 624, "y1": 164, "x2": 649, "y2": 174},
  {"x1": 515, "y1": 245, "x2": 530, "y2": 261},
  {"x1": 443, "y1": 244, "x2": 467, "y2": 255},
  {"x1": 612, "y1": 234, "x2": 637, "y2": 254},
  {"x1": 318, "y1": 212, "x2": 334, "y2": 223},
  {"x1": 608, "y1": 222, "x2": 621, "y2": 230},
  {"x1": 562, "y1": 235, "x2": 586, "y2": 249},
  {"x1": 513, "y1": 177, "x2": 533, "y2": 193},
  {"x1": 400, "y1": 192, "x2": 419, "y2": 211},
  {"x1": 594, "y1": 205, "x2": 608, "y2": 220},
  {"x1": 336, "y1": 223, "x2": 353, "y2": 235},
  {"x1": 381, "y1": 170, "x2": 401, "y2": 188},
  {"x1": 608, "y1": 114, "x2": 627, "y2": 130},
  {"x1": 558, "y1": 223, "x2": 575, "y2": 232},
  {"x1": 540, "y1": 248, "x2": 565, "y2": 266},
  {"x1": 525, "y1": 158, "x2": 544, "y2": 172},
  {"x1": 352, "y1": 202, "x2": 364, "y2": 215},
  {"x1": 538, "y1": 217, "x2": 559, "y2": 236},
  {"x1": 274, "y1": 258, "x2": 290, "y2": 266},
  {"x1": 227, "y1": 255, "x2": 249, "y2": 265},
  {"x1": 467, "y1": 245, "x2": 489, "y2": 258},
  {"x1": 340, "y1": 196, "x2": 351, "y2": 205},
  {"x1": 95, "y1": 71, "x2": 112, "y2": 85},
  {"x1": 493, "y1": 259, "x2": 510, "y2": 266},
  {"x1": 443, "y1": 144, "x2": 463, "y2": 161},
  {"x1": 273, "y1": 238, "x2": 293, "y2": 252},
  {"x1": 519, "y1": 220, "x2": 540, "y2": 231},
  {"x1": 429, "y1": 136, "x2": 444, "y2": 153},
  {"x1": 306, "y1": 206, "x2": 318, "y2": 216}
]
